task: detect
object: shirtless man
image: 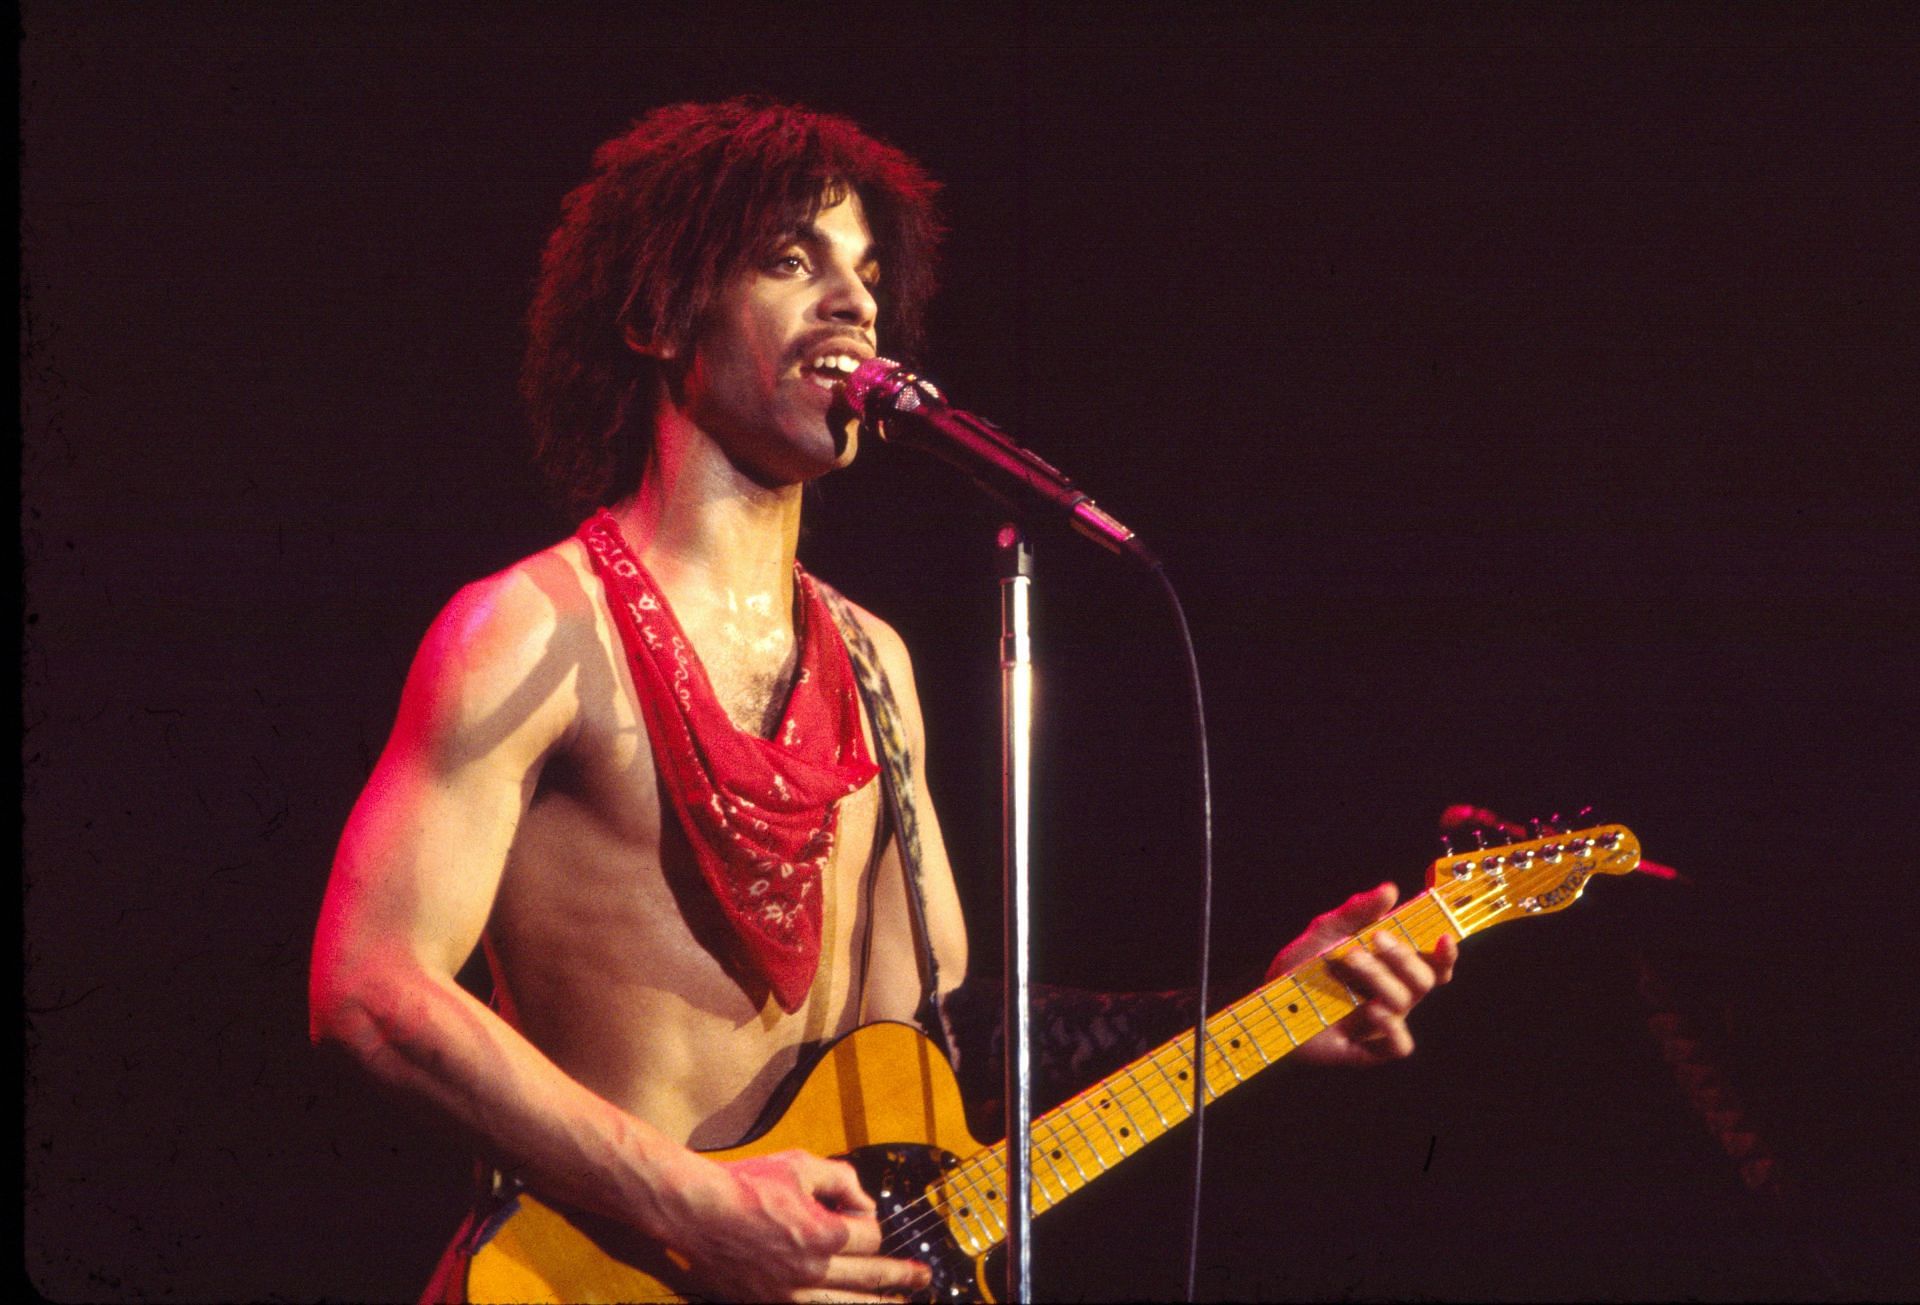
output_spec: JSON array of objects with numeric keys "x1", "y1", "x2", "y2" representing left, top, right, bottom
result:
[{"x1": 309, "y1": 99, "x2": 1456, "y2": 1303}]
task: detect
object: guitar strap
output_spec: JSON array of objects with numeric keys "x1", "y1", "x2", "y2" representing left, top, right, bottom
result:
[
  {"x1": 816, "y1": 583, "x2": 952, "y2": 1056},
  {"x1": 817, "y1": 584, "x2": 1214, "y2": 1108}
]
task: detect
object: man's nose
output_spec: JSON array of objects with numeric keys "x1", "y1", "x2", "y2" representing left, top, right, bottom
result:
[{"x1": 820, "y1": 265, "x2": 877, "y2": 330}]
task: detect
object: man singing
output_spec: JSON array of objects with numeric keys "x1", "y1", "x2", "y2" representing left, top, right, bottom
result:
[{"x1": 310, "y1": 98, "x2": 1454, "y2": 1303}]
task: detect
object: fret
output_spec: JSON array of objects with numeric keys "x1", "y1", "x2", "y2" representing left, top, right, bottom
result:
[
  {"x1": 921, "y1": 826, "x2": 1638, "y2": 1262},
  {"x1": 1024, "y1": 1150, "x2": 1062, "y2": 1206},
  {"x1": 1222, "y1": 1004, "x2": 1272, "y2": 1065},
  {"x1": 1292, "y1": 975, "x2": 1332, "y2": 1030},
  {"x1": 1427, "y1": 888, "x2": 1467, "y2": 939},
  {"x1": 1167, "y1": 1042, "x2": 1211, "y2": 1107},
  {"x1": 1205, "y1": 1022, "x2": 1247, "y2": 1083},
  {"x1": 1131, "y1": 1062, "x2": 1174, "y2": 1128},
  {"x1": 1041, "y1": 1141, "x2": 1075, "y2": 1201},
  {"x1": 1081, "y1": 1095, "x2": 1131, "y2": 1156},
  {"x1": 968, "y1": 1163, "x2": 1006, "y2": 1237},
  {"x1": 1036, "y1": 1134, "x2": 1072, "y2": 1194},
  {"x1": 1109, "y1": 1090, "x2": 1150, "y2": 1146},
  {"x1": 1145, "y1": 1051, "x2": 1191, "y2": 1120},
  {"x1": 979, "y1": 1179, "x2": 1008, "y2": 1238},
  {"x1": 1297, "y1": 958, "x2": 1361, "y2": 1025},
  {"x1": 1253, "y1": 989, "x2": 1302, "y2": 1047},
  {"x1": 1329, "y1": 961, "x2": 1363, "y2": 1007},
  {"x1": 1058, "y1": 1108, "x2": 1111, "y2": 1171},
  {"x1": 1038, "y1": 1117, "x2": 1092, "y2": 1185},
  {"x1": 942, "y1": 1179, "x2": 990, "y2": 1252}
]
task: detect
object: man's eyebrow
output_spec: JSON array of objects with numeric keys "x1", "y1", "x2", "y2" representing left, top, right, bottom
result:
[{"x1": 787, "y1": 221, "x2": 880, "y2": 273}]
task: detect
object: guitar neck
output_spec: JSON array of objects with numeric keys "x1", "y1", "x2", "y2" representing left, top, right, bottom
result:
[{"x1": 932, "y1": 890, "x2": 1465, "y2": 1257}]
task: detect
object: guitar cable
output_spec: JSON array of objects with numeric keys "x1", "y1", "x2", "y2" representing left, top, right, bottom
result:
[{"x1": 1147, "y1": 561, "x2": 1216, "y2": 1305}]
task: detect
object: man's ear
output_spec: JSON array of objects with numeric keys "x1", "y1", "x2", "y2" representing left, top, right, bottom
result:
[{"x1": 623, "y1": 322, "x2": 677, "y2": 360}]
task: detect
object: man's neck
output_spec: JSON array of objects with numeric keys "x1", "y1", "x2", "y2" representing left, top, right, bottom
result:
[{"x1": 609, "y1": 423, "x2": 806, "y2": 629}]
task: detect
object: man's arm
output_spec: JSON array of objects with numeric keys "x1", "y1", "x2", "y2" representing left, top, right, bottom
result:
[
  {"x1": 939, "y1": 899, "x2": 1457, "y2": 1134},
  {"x1": 310, "y1": 562, "x2": 927, "y2": 1302},
  {"x1": 849, "y1": 604, "x2": 1453, "y2": 1139},
  {"x1": 1270, "y1": 882, "x2": 1457, "y2": 1067}
]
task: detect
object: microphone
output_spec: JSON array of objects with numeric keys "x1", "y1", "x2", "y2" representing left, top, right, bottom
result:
[{"x1": 839, "y1": 357, "x2": 1157, "y2": 569}]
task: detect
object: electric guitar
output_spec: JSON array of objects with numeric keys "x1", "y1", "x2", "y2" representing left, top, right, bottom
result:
[{"x1": 466, "y1": 824, "x2": 1643, "y2": 1303}]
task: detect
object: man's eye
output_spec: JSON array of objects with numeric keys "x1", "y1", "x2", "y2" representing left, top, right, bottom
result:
[{"x1": 772, "y1": 253, "x2": 809, "y2": 275}]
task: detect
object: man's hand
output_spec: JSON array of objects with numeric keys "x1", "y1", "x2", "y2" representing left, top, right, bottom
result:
[
  {"x1": 1265, "y1": 883, "x2": 1457, "y2": 1068},
  {"x1": 656, "y1": 1149, "x2": 932, "y2": 1302}
]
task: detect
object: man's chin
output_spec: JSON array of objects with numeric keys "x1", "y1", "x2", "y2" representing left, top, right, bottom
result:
[{"x1": 742, "y1": 414, "x2": 857, "y2": 487}]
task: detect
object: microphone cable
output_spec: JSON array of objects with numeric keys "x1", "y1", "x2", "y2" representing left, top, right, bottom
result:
[
  {"x1": 847, "y1": 359, "x2": 1214, "y2": 1295},
  {"x1": 1146, "y1": 560, "x2": 1215, "y2": 1304}
]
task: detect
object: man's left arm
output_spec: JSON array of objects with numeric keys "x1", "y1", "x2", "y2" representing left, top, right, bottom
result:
[
  {"x1": 855, "y1": 601, "x2": 1455, "y2": 1083},
  {"x1": 1269, "y1": 881, "x2": 1458, "y2": 1068}
]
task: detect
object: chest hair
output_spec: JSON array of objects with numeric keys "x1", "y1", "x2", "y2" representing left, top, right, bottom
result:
[{"x1": 698, "y1": 622, "x2": 799, "y2": 741}]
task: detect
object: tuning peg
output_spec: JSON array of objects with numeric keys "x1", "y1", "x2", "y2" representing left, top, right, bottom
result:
[
  {"x1": 1473, "y1": 828, "x2": 1487, "y2": 849},
  {"x1": 1440, "y1": 834, "x2": 1456, "y2": 855},
  {"x1": 1576, "y1": 805, "x2": 1594, "y2": 822}
]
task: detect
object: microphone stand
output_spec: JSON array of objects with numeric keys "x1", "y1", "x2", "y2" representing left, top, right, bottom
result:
[
  {"x1": 998, "y1": 522, "x2": 1035, "y2": 1304},
  {"x1": 840, "y1": 362, "x2": 1155, "y2": 1300}
]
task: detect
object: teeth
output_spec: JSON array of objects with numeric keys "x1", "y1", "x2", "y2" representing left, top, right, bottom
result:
[{"x1": 810, "y1": 354, "x2": 859, "y2": 374}]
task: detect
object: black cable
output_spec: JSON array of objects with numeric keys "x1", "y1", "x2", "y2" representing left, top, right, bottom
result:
[{"x1": 1148, "y1": 561, "x2": 1214, "y2": 1304}]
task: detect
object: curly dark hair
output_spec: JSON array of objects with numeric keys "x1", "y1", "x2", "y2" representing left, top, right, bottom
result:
[{"x1": 523, "y1": 98, "x2": 944, "y2": 515}]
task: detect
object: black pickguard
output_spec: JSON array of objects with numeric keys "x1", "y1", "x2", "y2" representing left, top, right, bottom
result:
[{"x1": 842, "y1": 1143, "x2": 994, "y2": 1303}]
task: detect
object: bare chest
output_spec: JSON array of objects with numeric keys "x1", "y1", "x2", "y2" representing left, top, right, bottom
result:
[
  {"x1": 482, "y1": 598, "x2": 926, "y2": 1145},
  {"x1": 681, "y1": 603, "x2": 800, "y2": 740}
]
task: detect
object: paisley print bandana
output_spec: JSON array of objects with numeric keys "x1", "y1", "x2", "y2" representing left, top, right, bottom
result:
[{"x1": 578, "y1": 511, "x2": 878, "y2": 1013}]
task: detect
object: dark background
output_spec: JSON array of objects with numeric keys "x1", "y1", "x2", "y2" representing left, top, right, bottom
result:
[{"x1": 22, "y1": 3, "x2": 1918, "y2": 1300}]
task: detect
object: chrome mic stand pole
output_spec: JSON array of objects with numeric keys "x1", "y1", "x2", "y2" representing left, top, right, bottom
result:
[{"x1": 998, "y1": 522, "x2": 1035, "y2": 1303}]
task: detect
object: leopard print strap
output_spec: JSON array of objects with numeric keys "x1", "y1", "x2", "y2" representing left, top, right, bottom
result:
[{"x1": 815, "y1": 583, "x2": 945, "y2": 1033}]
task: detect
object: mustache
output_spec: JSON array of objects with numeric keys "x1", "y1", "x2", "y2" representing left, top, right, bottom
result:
[{"x1": 787, "y1": 327, "x2": 873, "y2": 367}]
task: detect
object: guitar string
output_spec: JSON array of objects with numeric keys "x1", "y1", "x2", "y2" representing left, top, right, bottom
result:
[
  {"x1": 875, "y1": 893, "x2": 1474, "y2": 1259},
  {"x1": 913, "y1": 842, "x2": 1628, "y2": 1254},
  {"x1": 877, "y1": 892, "x2": 1480, "y2": 1259},
  {"x1": 874, "y1": 853, "x2": 1607, "y2": 1263},
  {"x1": 886, "y1": 827, "x2": 1641, "y2": 1258}
]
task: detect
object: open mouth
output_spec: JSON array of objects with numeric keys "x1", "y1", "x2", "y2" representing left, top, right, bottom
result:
[{"x1": 801, "y1": 351, "x2": 864, "y2": 392}]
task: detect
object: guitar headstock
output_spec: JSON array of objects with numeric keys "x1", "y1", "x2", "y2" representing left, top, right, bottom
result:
[{"x1": 1425, "y1": 824, "x2": 1641, "y2": 939}]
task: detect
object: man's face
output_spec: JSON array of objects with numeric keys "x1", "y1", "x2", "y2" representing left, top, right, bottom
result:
[{"x1": 674, "y1": 192, "x2": 880, "y2": 485}]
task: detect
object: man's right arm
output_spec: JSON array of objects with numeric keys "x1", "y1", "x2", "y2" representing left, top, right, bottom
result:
[
  {"x1": 308, "y1": 561, "x2": 927, "y2": 1302},
  {"x1": 310, "y1": 564, "x2": 698, "y2": 1229}
]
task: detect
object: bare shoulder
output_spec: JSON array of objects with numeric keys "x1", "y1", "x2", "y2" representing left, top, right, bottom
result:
[{"x1": 402, "y1": 539, "x2": 609, "y2": 768}]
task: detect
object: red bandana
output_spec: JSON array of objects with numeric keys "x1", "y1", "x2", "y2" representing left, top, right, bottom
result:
[{"x1": 578, "y1": 512, "x2": 878, "y2": 1013}]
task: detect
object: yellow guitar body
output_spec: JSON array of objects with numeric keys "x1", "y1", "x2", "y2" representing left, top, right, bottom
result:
[
  {"x1": 465, "y1": 1021, "x2": 989, "y2": 1304},
  {"x1": 462, "y1": 824, "x2": 1642, "y2": 1303}
]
